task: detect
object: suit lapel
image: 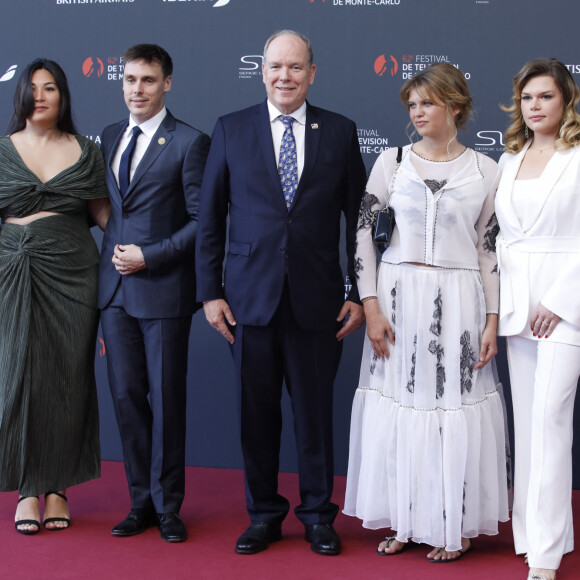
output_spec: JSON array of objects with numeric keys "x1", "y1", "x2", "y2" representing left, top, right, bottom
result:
[
  {"x1": 295, "y1": 103, "x2": 320, "y2": 195},
  {"x1": 124, "y1": 112, "x2": 175, "y2": 201},
  {"x1": 254, "y1": 102, "x2": 286, "y2": 207},
  {"x1": 106, "y1": 121, "x2": 128, "y2": 197},
  {"x1": 496, "y1": 144, "x2": 528, "y2": 235},
  {"x1": 528, "y1": 147, "x2": 576, "y2": 229}
]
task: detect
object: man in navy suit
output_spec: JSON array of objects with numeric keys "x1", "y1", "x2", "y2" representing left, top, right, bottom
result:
[
  {"x1": 99, "y1": 44, "x2": 210, "y2": 543},
  {"x1": 196, "y1": 30, "x2": 366, "y2": 555}
]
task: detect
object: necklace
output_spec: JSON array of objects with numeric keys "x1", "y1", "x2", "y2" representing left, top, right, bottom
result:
[
  {"x1": 411, "y1": 145, "x2": 467, "y2": 162},
  {"x1": 530, "y1": 142, "x2": 555, "y2": 154}
]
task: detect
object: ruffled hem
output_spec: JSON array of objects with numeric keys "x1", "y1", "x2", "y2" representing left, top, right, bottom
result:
[{"x1": 344, "y1": 387, "x2": 510, "y2": 552}]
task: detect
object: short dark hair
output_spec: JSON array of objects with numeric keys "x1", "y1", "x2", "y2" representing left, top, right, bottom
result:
[
  {"x1": 7, "y1": 59, "x2": 77, "y2": 135},
  {"x1": 123, "y1": 44, "x2": 173, "y2": 79}
]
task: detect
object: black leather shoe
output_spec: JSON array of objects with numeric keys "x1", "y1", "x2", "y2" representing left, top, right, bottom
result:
[
  {"x1": 305, "y1": 523, "x2": 342, "y2": 555},
  {"x1": 235, "y1": 522, "x2": 282, "y2": 554},
  {"x1": 111, "y1": 508, "x2": 156, "y2": 536},
  {"x1": 158, "y1": 512, "x2": 187, "y2": 543}
]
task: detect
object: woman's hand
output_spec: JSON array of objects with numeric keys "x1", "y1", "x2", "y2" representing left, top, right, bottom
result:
[
  {"x1": 531, "y1": 304, "x2": 562, "y2": 338},
  {"x1": 474, "y1": 313, "x2": 498, "y2": 370},
  {"x1": 363, "y1": 298, "x2": 395, "y2": 359}
]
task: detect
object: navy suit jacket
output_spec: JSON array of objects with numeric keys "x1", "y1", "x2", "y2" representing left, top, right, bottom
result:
[
  {"x1": 196, "y1": 101, "x2": 366, "y2": 332},
  {"x1": 99, "y1": 110, "x2": 210, "y2": 318}
]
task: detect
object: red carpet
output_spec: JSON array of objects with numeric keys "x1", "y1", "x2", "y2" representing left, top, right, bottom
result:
[{"x1": 1, "y1": 461, "x2": 578, "y2": 579}]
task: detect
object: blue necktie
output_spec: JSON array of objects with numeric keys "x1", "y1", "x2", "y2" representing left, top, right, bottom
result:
[
  {"x1": 278, "y1": 116, "x2": 298, "y2": 209},
  {"x1": 118, "y1": 126, "x2": 142, "y2": 197}
]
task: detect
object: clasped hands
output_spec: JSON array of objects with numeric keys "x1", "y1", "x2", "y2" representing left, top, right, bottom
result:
[{"x1": 112, "y1": 244, "x2": 146, "y2": 275}]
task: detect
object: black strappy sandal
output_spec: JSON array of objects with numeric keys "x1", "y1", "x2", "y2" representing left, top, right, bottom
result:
[
  {"x1": 43, "y1": 491, "x2": 71, "y2": 531},
  {"x1": 15, "y1": 495, "x2": 40, "y2": 535}
]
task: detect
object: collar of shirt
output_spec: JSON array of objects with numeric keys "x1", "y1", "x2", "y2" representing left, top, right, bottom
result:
[
  {"x1": 126, "y1": 107, "x2": 167, "y2": 140},
  {"x1": 266, "y1": 100, "x2": 307, "y2": 127},
  {"x1": 113, "y1": 107, "x2": 167, "y2": 185},
  {"x1": 267, "y1": 100, "x2": 307, "y2": 180}
]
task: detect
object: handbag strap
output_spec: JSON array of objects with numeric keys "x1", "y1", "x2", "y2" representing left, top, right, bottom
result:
[{"x1": 383, "y1": 146, "x2": 403, "y2": 207}]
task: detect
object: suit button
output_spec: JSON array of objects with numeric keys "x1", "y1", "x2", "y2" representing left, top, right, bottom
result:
[
  {"x1": 286, "y1": 217, "x2": 293, "y2": 224},
  {"x1": 279, "y1": 247, "x2": 287, "y2": 254}
]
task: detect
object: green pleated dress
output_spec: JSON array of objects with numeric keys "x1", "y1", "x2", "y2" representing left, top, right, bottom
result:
[{"x1": 0, "y1": 135, "x2": 107, "y2": 495}]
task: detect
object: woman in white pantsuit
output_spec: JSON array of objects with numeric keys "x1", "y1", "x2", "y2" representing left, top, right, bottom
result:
[{"x1": 496, "y1": 58, "x2": 580, "y2": 580}]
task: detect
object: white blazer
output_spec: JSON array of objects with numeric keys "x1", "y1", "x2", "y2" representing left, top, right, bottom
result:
[{"x1": 495, "y1": 141, "x2": 580, "y2": 345}]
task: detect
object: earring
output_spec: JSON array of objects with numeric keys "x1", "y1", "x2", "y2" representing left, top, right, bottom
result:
[{"x1": 525, "y1": 125, "x2": 529, "y2": 139}]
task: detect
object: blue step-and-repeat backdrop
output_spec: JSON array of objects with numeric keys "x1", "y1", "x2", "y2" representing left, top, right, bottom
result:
[{"x1": 1, "y1": 0, "x2": 579, "y2": 485}]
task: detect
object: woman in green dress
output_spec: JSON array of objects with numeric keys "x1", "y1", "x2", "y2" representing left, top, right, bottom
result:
[{"x1": 0, "y1": 59, "x2": 109, "y2": 534}]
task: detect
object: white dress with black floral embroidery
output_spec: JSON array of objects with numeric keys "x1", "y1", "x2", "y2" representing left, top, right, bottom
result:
[{"x1": 344, "y1": 146, "x2": 511, "y2": 552}]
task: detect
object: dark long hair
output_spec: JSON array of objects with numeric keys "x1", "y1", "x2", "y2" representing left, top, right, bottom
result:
[{"x1": 7, "y1": 59, "x2": 77, "y2": 134}]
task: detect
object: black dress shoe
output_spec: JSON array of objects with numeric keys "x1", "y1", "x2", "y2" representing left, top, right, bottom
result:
[
  {"x1": 305, "y1": 523, "x2": 342, "y2": 555},
  {"x1": 111, "y1": 508, "x2": 156, "y2": 536},
  {"x1": 235, "y1": 522, "x2": 282, "y2": 554},
  {"x1": 158, "y1": 512, "x2": 187, "y2": 543}
]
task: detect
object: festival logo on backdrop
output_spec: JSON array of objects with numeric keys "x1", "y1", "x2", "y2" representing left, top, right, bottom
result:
[
  {"x1": 82, "y1": 56, "x2": 124, "y2": 81},
  {"x1": 373, "y1": 54, "x2": 471, "y2": 81},
  {"x1": 82, "y1": 57, "x2": 104, "y2": 78},
  {"x1": 358, "y1": 127, "x2": 389, "y2": 156},
  {"x1": 374, "y1": 55, "x2": 398, "y2": 77},
  {"x1": 0, "y1": 65, "x2": 17, "y2": 82}
]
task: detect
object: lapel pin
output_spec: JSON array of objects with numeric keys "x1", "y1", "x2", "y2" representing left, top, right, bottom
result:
[
  {"x1": 158, "y1": 137, "x2": 166, "y2": 145},
  {"x1": 311, "y1": 123, "x2": 319, "y2": 130}
]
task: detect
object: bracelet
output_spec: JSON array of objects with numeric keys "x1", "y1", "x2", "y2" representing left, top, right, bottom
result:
[{"x1": 361, "y1": 296, "x2": 378, "y2": 303}]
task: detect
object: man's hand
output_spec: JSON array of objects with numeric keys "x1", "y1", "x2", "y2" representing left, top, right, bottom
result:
[
  {"x1": 336, "y1": 301, "x2": 365, "y2": 341},
  {"x1": 203, "y1": 299, "x2": 237, "y2": 344},
  {"x1": 112, "y1": 244, "x2": 147, "y2": 275}
]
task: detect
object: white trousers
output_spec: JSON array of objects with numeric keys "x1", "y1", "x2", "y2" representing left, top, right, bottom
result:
[{"x1": 506, "y1": 336, "x2": 580, "y2": 570}]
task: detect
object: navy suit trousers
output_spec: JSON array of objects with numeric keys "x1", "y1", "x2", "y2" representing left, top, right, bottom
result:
[
  {"x1": 232, "y1": 281, "x2": 342, "y2": 526},
  {"x1": 101, "y1": 284, "x2": 192, "y2": 514}
]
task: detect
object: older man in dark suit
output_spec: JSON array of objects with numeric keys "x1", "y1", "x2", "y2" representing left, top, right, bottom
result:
[
  {"x1": 196, "y1": 30, "x2": 366, "y2": 555},
  {"x1": 99, "y1": 44, "x2": 210, "y2": 543}
]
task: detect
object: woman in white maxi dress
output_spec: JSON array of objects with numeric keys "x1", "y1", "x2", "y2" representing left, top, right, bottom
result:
[{"x1": 344, "y1": 63, "x2": 510, "y2": 562}]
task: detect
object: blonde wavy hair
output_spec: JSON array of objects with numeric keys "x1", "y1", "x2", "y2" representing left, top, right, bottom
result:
[
  {"x1": 400, "y1": 62, "x2": 473, "y2": 136},
  {"x1": 501, "y1": 58, "x2": 580, "y2": 154}
]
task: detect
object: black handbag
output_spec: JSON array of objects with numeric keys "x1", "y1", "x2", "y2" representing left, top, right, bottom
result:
[{"x1": 372, "y1": 146, "x2": 402, "y2": 248}]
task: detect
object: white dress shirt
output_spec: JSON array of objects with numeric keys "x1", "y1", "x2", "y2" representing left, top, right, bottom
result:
[
  {"x1": 112, "y1": 107, "x2": 167, "y2": 188},
  {"x1": 267, "y1": 100, "x2": 306, "y2": 182}
]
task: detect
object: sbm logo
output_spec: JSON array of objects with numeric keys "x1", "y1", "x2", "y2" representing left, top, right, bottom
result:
[
  {"x1": 240, "y1": 55, "x2": 264, "y2": 71},
  {"x1": 475, "y1": 131, "x2": 505, "y2": 147}
]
